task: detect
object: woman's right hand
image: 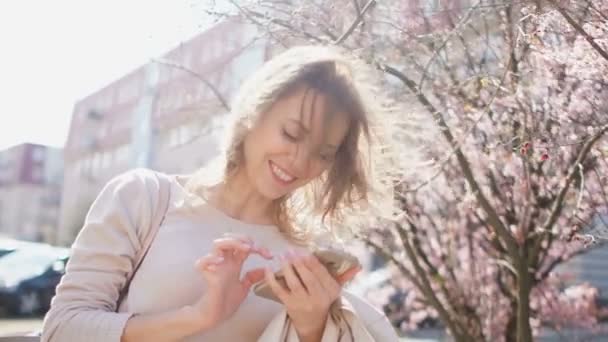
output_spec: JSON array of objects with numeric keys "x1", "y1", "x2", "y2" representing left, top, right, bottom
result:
[
  {"x1": 120, "y1": 235, "x2": 273, "y2": 342},
  {"x1": 191, "y1": 234, "x2": 273, "y2": 330}
]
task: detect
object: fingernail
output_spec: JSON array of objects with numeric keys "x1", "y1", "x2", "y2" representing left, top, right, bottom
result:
[
  {"x1": 214, "y1": 256, "x2": 224, "y2": 264},
  {"x1": 288, "y1": 249, "x2": 299, "y2": 260}
]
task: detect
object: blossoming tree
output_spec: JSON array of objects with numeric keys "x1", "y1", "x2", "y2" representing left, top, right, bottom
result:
[{"x1": 204, "y1": 0, "x2": 608, "y2": 341}]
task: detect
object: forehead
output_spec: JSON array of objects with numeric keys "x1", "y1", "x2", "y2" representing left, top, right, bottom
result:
[{"x1": 280, "y1": 86, "x2": 351, "y2": 145}]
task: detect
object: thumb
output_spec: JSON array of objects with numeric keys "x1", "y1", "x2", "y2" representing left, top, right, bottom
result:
[
  {"x1": 241, "y1": 267, "x2": 267, "y2": 291},
  {"x1": 337, "y1": 266, "x2": 362, "y2": 286}
]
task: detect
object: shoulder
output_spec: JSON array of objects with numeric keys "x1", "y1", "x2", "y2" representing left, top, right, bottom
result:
[
  {"x1": 105, "y1": 168, "x2": 172, "y2": 195},
  {"x1": 95, "y1": 168, "x2": 175, "y2": 221},
  {"x1": 85, "y1": 168, "x2": 174, "y2": 242}
]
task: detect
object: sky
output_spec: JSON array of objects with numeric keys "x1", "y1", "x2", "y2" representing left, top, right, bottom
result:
[{"x1": 0, "y1": 0, "x2": 219, "y2": 150}]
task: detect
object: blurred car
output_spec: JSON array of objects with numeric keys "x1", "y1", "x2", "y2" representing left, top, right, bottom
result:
[
  {"x1": 0, "y1": 237, "x2": 44, "y2": 259},
  {"x1": 0, "y1": 245, "x2": 69, "y2": 315}
]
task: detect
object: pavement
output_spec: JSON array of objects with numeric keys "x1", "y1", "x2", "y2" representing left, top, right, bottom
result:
[
  {"x1": 0, "y1": 316, "x2": 43, "y2": 337},
  {"x1": 0, "y1": 314, "x2": 439, "y2": 341}
]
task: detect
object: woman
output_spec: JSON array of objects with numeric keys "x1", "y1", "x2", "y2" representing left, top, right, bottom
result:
[{"x1": 42, "y1": 45, "x2": 398, "y2": 341}]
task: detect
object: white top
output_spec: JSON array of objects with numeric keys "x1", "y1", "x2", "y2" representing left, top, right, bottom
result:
[{"x1": 41, "y1": 169, "x2": 300, "y2": 342}]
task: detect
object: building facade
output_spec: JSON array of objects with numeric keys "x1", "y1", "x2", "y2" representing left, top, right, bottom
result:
[
  {"x1": 0, "y1": 143, "x2": 63, "y2": 243},
  {"x1": 57, "y1": 18, "x2": 268, "y2": 245}
]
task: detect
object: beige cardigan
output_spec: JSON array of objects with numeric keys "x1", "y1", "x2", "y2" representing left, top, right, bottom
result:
[{"x1": 41, "y1": 169, "x2": 398, "y2": 341}]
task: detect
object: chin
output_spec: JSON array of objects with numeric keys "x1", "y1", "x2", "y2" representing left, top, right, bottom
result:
[{"x1": 256, "y1": 179, "x2": 291, "y2": 200}]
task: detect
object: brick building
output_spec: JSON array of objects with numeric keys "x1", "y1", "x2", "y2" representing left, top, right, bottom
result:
[
  {"x1": 56, "y1": 19, "x2": 268, "y2": 245},
  {"x1": 0, "y1": 143, "x2": 63, "y2": 243}
]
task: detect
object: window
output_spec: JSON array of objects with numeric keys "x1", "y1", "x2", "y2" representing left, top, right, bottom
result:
[
  {"x1": 166, "y1": 123, "x2": 199, "y2": 149},
  {"x1": 32, "y1": 147, "x2": 45, "y2": 163},
  {"x1": 183, "y1": 125, "x2": 192, "y2": 143},
  {"x1": 100, "y1": 151, "x2": 110, "y2": 170},
  {"x1": 183, "y1": 50, "x2": 193, "y2": 68},
  {"x1": 31, "y1": 167, "x2": 43, "y2": 182},
  {"x1": 200, "y1": 46, "x2": 209, "y2": 66},
  {"x1": 73, "y1": 159, "x2": 82, "y2": 176},
  {"x1": 118, "y1": 81, "x2": 139, "y2": 104},
  {"x1": 87, "y1": 109, "x2": 103, "y2": 120},
  {"x1": 115, "y1": 145, "x2": 129, "y2": 163},
  {"x1": 100, "y1": 124, "x2": 109, "y2": 138}
]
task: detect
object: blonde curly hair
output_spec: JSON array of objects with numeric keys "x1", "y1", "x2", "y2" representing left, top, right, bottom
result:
[{"x1": 185, "y1": 45, "x2": 411, "y2": 243}]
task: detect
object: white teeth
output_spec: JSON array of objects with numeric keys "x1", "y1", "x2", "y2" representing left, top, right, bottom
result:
[{"x1": 271, "y1": 163, "x2": 295, "y2": 182}]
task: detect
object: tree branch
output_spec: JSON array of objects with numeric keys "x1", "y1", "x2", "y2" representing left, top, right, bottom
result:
[
  {"x1": 392, "y1": 222, "x2": 473, "y2": 342},
  {"x1": 380, "y1": 62, "x2": 520, "y2": 259},
  {"x1": 538, "y1": 241, "x2": 604, "y2": 281},
  {"x1": 228, "y1": 0, "x2": 327, "y2": 44},
  {"x1": 540, "y1": 124, "x2": 608, "y2": 233},
  {"x1": 418, "y1": 0, "x2": 482, "y2": 89},
  {"x1": 547, "y1": 0, "x2": 608, "y2": 61},
  {"x1": 152, "y1": 59, "x2": 231, "y2": 112},
  {"x1": 334, "y1": 0, "x2": 376, "y2": 44}
]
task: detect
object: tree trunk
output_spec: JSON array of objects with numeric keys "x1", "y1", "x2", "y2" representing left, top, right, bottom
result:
[
  {"x1": 505, "y1": 308, "x2": 517, "y2": 342},
  {"x1": 516, "y1": 256, "x2": 533, "y2": 342}
]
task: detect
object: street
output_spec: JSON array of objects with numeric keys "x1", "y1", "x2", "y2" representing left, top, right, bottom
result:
[{"x1": 0, "y1": 314, "x2": 42, "y2": 337}]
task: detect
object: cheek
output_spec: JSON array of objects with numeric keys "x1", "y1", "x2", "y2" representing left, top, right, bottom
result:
[
  {"x1": 246, "y1": 128, "x2": 290, "y2": 164},
  {"x1": 305, "y1": 163, "x2": 331, "y2": 182},
  {"x1": 262, "y1": 125, "x2": 293, "y2": 153}
]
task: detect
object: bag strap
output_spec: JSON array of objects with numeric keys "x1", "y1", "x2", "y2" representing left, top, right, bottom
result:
[{"x1": 116, "y1": 171, "x2": 172, "y2": 310}]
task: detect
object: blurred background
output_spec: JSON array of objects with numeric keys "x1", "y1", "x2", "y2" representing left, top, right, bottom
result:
[{"x1": 1, "y1": 1, "x2": 607, "y2": 341}]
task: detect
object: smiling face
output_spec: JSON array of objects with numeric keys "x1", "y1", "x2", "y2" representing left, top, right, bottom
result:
[{"x1": 242, "y1": 85, "x2": 351, "y2": 200}]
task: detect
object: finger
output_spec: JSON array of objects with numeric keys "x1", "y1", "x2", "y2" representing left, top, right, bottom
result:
[
  {"x1": 212, "y1": 238, "x2": 252, "y2": 256},
  {"x1": 236, "y1": 245, "x2": 274, "y2": 262},
  {"x1": 254, "y1": 246, "x2": 274, "y2": 260},
  {"x1": 221, "y1": 233, "x2": 271, "y2": 259},
  {"x1": 337, "y1": 266, "x2": 362, "y2": 286},
  {"x1": 195, "y1": 255, "x2": 225, "y2": 271},
  {"x1": 241, "y1": 268, "x2": 266, "y2": 291},
  {"x1": 291, "y1": 252, "x2": 323, "y2": 295},
  {"x1": 229, "y1": 246, "x2": 274, "y2": 273},
  {"x1": 280, "y1": 253, "x2": 306, "y2": 295},
  {"x1": 303, "y1": 253, "x2": 340, "y2": 295},
  {"x1": 264, "y1": 267, "x2": 289, "y2": 303},
  {"x1": 221, "y1": 234, "x2": 263, "y2": 259},
  {"x1": 213, "y1": 237, "x2": 273, "y2": 262}
]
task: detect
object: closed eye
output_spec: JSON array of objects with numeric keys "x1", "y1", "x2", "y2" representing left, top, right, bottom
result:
[{"x1": 282, "y1": 128, "x2": 298, "y2": 142}]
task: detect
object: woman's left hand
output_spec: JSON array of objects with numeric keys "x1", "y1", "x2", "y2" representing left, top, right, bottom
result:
[{"x1": 264, "y1": 249, "x2": 361, "y2": 342}]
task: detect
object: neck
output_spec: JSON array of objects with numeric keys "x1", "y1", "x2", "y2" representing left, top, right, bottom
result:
[{"x1": 209, "y1": 170, "x2": 275, "y2": 225}]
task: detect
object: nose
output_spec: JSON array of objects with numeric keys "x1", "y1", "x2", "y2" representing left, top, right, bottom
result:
[{"x1": 290, "y1": 145, "x2": 312, "y2": 176}]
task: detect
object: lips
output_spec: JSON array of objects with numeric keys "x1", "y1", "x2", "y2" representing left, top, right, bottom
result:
[{"x1": 269, "y1": 161, "x2": 296, "y2": 184}]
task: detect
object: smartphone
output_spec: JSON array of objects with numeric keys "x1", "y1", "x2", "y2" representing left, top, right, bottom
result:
[{"x1": 253, "y1": 248, "x2": 361, "y2": 302}]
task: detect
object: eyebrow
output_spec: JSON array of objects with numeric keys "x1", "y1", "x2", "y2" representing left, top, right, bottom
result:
[{"x1": 287, "y1": 119, "x2": 339, "y2": 150}]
